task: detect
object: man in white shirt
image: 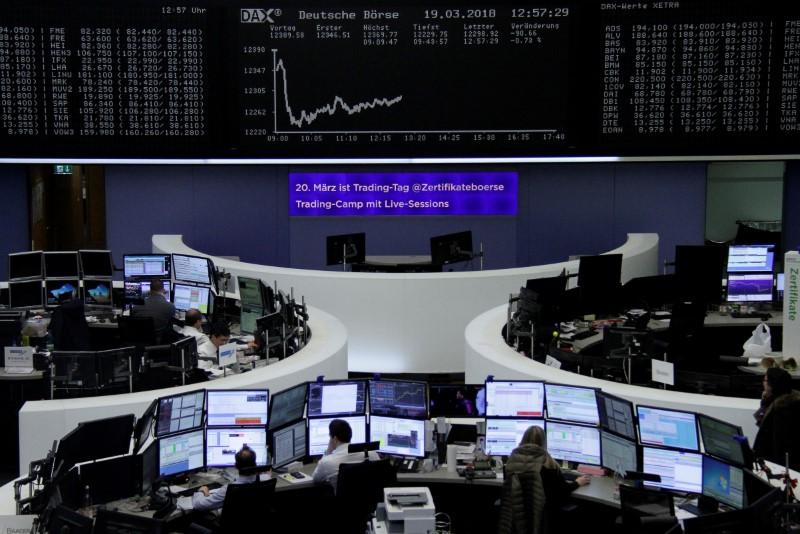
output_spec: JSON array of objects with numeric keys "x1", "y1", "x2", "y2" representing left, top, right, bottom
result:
[
  {"x1": 197, "y1": 321, "x2": 230, "y2": 371},
  {"x1": 190, "y1": 446, "x2": 264, "y2": 512},
  {"x1": 181, "y1": 309, "x2": 209, "y2": 347},
  {"x1": 312, "y1": 419, "x2": 379, "y2": 492}
]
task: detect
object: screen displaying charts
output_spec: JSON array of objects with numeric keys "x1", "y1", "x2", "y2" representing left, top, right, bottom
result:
[
  {"x1": 172, "y1": 254, "x2": 212, "y2": 285},
  {"x1": 637, "y1": 406, "x2": 699, "y2": 451},
  {"x1": 601, "y1": 431, "x2": 638, "y2": 475},
  {"x1": 156, "y1": 391, "x2": 205, "y2": 437},
  {"x1": 642, "y1": 446, "x2": 702, "y2": 494},
  {"x1": 307, "y1": 381, "x2": 366, "y2": 417},
  {"x1": 158, "y1": 429, "x2": 204, "y2": 478},
  {"x1": 545, "y1": 384, "x2": 599, "y2": 425},
  {"x1": 726, "y1": 274, "x2": 774, "y2": 302},
  {"x1": 173, "y1": 283, "x2": 211, "y2": 314},
  {"x1": 205, "y1": 428, "x2": 269, "y2": 468},
  {"x1": 727, "y1": 244, "x2": 774, "y2": 273},
  {"x1": 702, "y1": 455, "x2": 745, "y2": 509},
  {"x1": 485, "y1": 418, "x2": 545, "y2": 456},
  {"x1": 207, "y1": 390, "x2": 268, "y2": 427},
  {"x1": 272, "y1": 420, "x2": 307, "y2": 468},
  {"x1": 369, "y1": 380, "x2": 427, "y2": 419},
  {"x1": 546, "y1": 422, "x2": 601, "y2": 465},
  {"x1": 307, "y1": 416, "x2": 366, "y2": 456},
  {"x1": 123, "y1": 254, "x2": 170, "y2": 278},
  {"x1": 485, "y1": 381, "x2": 544, "y2": 418},
  {"x1": 269, "y1": 383, "x2": 307, "y2": 430},
  {"x1": 370, "y1": 416, "x2": 426, "y2": 457}
]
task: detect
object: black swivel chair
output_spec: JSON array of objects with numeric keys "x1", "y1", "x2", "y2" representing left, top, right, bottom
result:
[
  {"x1": 49, "y1": 299, "x2": 91, "y2": 351},
  {"x1": 218, "y1": 478, "x2": 277, "y2": 533},
  {"x1": 336, "y1": 459, "x2": 398, "y2": 534},
  {"x1": 118, "y1": 316, "x2": 157, "y2": 347},
  {"x1": 618, "y1": 485, "x2": 678, "y2": 534}
]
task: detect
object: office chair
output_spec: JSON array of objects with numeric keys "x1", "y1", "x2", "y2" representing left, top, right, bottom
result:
[
  {"x1": 93, "y1": 508, "x2": 165, "y2": 533},
  {"x1": 618, "y1": 485, "x2": 678, "y2": 534},
  {"x1": 336, "y1": 459, "x2": 398, "y2": 534},
  {"x1": 51, "y1": 351, "x2": 99, "y2": 399},
  {"x1": 118, "y1": 316, "x2": 157, "y2": 347},
  {"x1": 217, "y1": 478, "x2": 277, "y2": 533},
  {"x1": 49, "y1": 299, "x2": 91, "y2": 351}
]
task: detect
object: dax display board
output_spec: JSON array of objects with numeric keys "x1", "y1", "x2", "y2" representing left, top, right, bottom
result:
[{"x1": 1, "y1": 1, "x2": 799, "y2": 160}]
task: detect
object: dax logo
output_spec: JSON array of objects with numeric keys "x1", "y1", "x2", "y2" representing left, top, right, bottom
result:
[{"x1": 241, "y1": 8, "x2": 276, "y2": 23}]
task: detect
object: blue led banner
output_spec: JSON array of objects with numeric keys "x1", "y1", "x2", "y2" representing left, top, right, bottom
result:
[{"x1": 289, "y1": 172, "x2": 517, "y2": 216}]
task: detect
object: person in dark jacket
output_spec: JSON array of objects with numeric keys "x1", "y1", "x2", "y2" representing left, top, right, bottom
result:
[
  {"x1": 753, "y1": 367, "x2": 800, "y2": 470},
  {"x1": 498, "y1": 425, "x2": 590, "y2": 534},
  {"x1": 131, "y1": 278, "x2": 175, "y2": 342}
]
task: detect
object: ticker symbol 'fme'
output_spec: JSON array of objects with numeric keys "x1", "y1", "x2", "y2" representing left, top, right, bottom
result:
[{"x1": 241, "y1": 8, "x2": 274, "y2": 23}]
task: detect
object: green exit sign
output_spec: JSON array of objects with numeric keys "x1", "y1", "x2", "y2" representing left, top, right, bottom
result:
[{"x1": 53, "y1": 164, "x2": 73, "y2": 175}]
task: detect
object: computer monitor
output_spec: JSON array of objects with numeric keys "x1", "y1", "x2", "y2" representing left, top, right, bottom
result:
[
  {"x1": 158, "y1": 428, "x2": 205, "y2": 478},
  {"x1": 238, "y1": 276, "x2": 266, "y2": 308},
  {"x1": 674, "y1": 245, "x2": 726, "y2": 305},
  {"x1": 703, "y1": 455, "x2": 745, "y2": 509},
  {"x1": 637, "y1": 405, "x2": 699, "y2": 452},
  {"x1": 172, "y1": 253, "x2": 213, "y2": 286},
  {"x1": 79, "y1": 455, "x2": 138, "y2": 506},
  {"x1": 601, "y1": 430, "x2": 639, "y2": 476},
  {"x1": 124, "y1": 280, "x2": 172, "y2": 304},
  {"x1": 430, "y1": 230, "x2": 473, "y2": 266},
  {"x1": 546, "y1": 422, "x2": 601, "y2": 465},
  {"x1": 727, "y1": 244, "x2": 774, "y2": 273},
  {"x1": 269, "y1": 383, "x2": 307, "y2": 430},
  {"x1": 123, "y1": 254, "x2": 171, "y2": 279},
  {"x1": 308, "y1": 415, "x2": 367, "y2": 456},
  {"x1": 485, "y1": 380, "x2": 545, "y2": 418},
  {"x1": 172, "y1": 283, "x2": 211, "y2": 314},
  {"x1": 45, "y1": 279, "x2": 80, "y2": 307},
  {"x1": 240, "y1": 306, "x2": 264, "y2": 335},
  {"x1": 326, "y1": 232, "x2": 366, "y2": 266},
  {"x1": 155, "y1": 390, "x2": 205, "y2": 437},
  {"x1": 217, "y1": 343, "x2": 237, "y2": 368},
  {"x1": 369, "y1": 380, "x2": 428, "y2": 419},
  {"x1": 577, "y1": 253, "x2": 623, "y2": 316},
  {"x1": 44, "y1": 251, "x2": 79, "y2": 278},
  {"x1": 8, "y1": 280, "x2": 43, "y2": 309},
  {"x1": 78, "y1": 250, "x2": 113, "y2": 278},
  {"x1": 429, "y1": 384, "x2": 486, "y2": 418},
  {"x1": 485, "y1": 418, "x2": 545, "y2": 456},
  {"x1": 369, "y1": 415, "x2": 426, "y2": 458},
  {"x1": 134, "y1": 399, "x2": 158, "y2": 453},
  {"x1": 207, "y1": 389, "x2": 269, "y2": 427},
  {"x1": 54, "y1": 414, "x2": 135, "y2": 472},
  {"x1": 96, "y1": 347, "x2": 135, "y2": 390},
  {"x1": 545, "y1": 383, "x2": 599, "y2": 425},
  {"x1": 93, "y1": 508, "x2": 167, "y2": 534},
  {"x1": 778, "y1": 272, "x2": 785, "y2": 300},
  {"x1": 307, "y1": 380, "x2": 367, "y2": 417},
  {"x1": 170, "y1": 336, "x2": 198, "y2": 371},
  {"x1": 598, "y1": 391, "x2": 636, "y2": 441},
  {"x1": 8, "y1": 251, "x2": 43, "y2": 280},
  {"x1": 642, "y1": 446, "x2": 703, "y2": 494},
  {"x1": 698, "y1": 414, "x2": 746, "y2": 466},
  {"x1": 206, "y1": 427, "x2": 269, "y2": 468},
  {"x1": 139, "y1": 439, "x2": 158, "y2": 496},
  {"x1": 83, "y1": 279, "x2": 113, "y2": 307},
  {"x1": 271, "y1": 419, "x2": 307, "y2": 468},
  {"x1": 726, "y1": 274, "x2": 774, "y2": 302}
]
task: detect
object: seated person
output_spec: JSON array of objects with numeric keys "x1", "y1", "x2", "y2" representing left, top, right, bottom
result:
[
  {"x1": 131, "y1": 278, "x2": 175, "y2": 342},
  {"x1": 181, "y1": 309, "x2": 209, "y2": 347},
  {"x1": 189, "y1": 445, "x2": 266, "y2": 512},
  {"x1": 498, "y1": 425, "x2": 590, "y2": 534},
  {"x1": 197, "y1": 321, "x2": 231, "y2": 371},
  {"x1": 312, "y1": 419, "x2": 379, "y2": 492},
  {"x1": 48, "y1": 294, "x2": 90, "y2": 351}
]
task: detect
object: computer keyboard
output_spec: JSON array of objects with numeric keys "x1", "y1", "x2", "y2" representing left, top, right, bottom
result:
[{"x1": 175, "y1": 481, "x2": 222, "y2": 497}]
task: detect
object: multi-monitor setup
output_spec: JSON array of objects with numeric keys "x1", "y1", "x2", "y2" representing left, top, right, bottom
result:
[
  {"x1": 7, "y1": 250, "x2": 115, "y2": 309},
  {"x1": 482, "y1": 379, "x2": 751, "y2": 514},
  {"x1": 122, "y1": 253, "x2": 214, "y2": 314}
]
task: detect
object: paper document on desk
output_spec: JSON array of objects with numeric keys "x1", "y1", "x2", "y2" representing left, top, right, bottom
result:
[
  {"x1": 456, "y1": 443, "x2": 476, "y2": 461},
  {"x1": 278, "y1": 472, "x2": 313, "y2": 485},
  {"x1": 176, "y1": 496, "x2": 194, "y2": 511}
]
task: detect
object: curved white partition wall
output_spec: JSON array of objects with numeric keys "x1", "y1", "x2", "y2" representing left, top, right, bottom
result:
[
  {"x1": 154, "y1": 233, "x2": 659, "y2": 374},
  {"x1": 465, "y1": 305, "x2": 761, "y2": 442},
  {"x1": 16, "y1": 306, "x2": 347, "y2": 474}
]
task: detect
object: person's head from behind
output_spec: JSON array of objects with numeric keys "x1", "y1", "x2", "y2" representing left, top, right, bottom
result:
[
  {"x1": 149, "y1": 278, "x2": 165, "y2": 296},
  {"x1": 519, "y1": 424, "x2": 558, "y2": 468},
  {"x1": 328, "y1": 418, "x2": 353, "y2": 448},
  {"x1": 209, "y1": 321, "x2": 231, "y2": 347},
  {"x1": 185, "y1": 308, "x2": 203, "y2": 329},
  {"x1": 235, "y1": 445, "x2": 257, "y2": 474},
  {"x1": 764, "y1": 367, "x2": 793, "y2": 399}
]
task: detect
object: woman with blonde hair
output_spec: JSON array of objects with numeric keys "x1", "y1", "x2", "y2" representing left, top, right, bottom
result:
[{"x1": 498, "y1": 425, "x2": 590, "y2": 534}]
